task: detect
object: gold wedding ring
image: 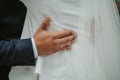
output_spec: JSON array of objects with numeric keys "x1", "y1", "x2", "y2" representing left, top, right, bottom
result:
[
  {"x1": 60, "y1": 42, "x2": 71, "y2": 49},
  {"x1": 65, "y1": 42, "x2": 71, "y2": 46},
  {"x1": 60, "y1": 44, "x2": 66, "y2": 49}
]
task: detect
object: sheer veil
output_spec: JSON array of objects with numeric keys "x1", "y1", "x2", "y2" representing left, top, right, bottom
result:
[
  {"x1": 95, "y1": 0, "x2": 120, "y2": 79},
  {"x1": 9, "y1": 0, "x2": 120, "y2": 80}
]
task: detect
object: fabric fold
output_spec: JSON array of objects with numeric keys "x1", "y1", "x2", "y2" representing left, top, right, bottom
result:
[{"x1": 35, "y1": 56, "x2": 43, "y2": 76}]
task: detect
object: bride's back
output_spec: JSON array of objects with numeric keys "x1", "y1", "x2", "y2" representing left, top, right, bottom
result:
[
  {"x1": 19, "y1": 0, "x2": 105, "y2": 80},
  {"x1": 10, "y1": 0, "x2": 120, "y2": 80}
]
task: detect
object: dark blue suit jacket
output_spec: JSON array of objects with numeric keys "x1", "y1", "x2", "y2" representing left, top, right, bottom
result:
[{"x1": 0, "y1": 0, "x2": 35, "y2": 80}]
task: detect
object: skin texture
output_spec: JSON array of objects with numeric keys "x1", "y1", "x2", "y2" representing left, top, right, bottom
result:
[{"x1": 34, "y1": 16, "x2": 77, "y2": 56}]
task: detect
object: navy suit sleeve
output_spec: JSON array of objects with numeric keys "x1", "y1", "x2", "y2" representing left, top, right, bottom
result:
[{"x1": 0, "y1": 39, "x2": 35, "y2": 66}]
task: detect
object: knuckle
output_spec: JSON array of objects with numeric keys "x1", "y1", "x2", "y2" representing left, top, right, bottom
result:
[
  {"x1": 42, "y1": 22, "x2": 46, "y2": 26},
  {"x1": 65, "y1": 39, "x2": 69, "y2": 42},
  {"x1": 49, "y1": 36, "x2": 54, "y2": 41},
  {"x1": 51, "y1": 35, "x2": 56, "y2": 39},
  {"x1": 53, "y1": 40, "x2": 58, "y2": 45}
]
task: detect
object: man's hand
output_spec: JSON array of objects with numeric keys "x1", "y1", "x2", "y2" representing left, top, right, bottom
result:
[{"x1": 34, "y1": 16, "x2": 77, "y2": 56}]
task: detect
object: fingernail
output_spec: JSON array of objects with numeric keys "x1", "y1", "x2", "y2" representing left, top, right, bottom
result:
[
  {"x1": 44, "y1": 17, "x2": 47, "y2": 21},
  {"x1": 70, "y1": 31, "x2": 74, "y2": 35}
]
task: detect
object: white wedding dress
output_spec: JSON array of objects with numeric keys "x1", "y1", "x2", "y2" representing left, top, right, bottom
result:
[{"x1": 9, "y1": 0, "x2": 120, "y2": 80}]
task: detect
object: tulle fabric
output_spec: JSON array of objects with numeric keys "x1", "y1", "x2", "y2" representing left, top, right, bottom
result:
[
  {"x1": 95, "y1": 0, "x2": 120, "y2": 79},
  {"x1": 9, "y1": 0, "x2": 120, "y2": 80}
]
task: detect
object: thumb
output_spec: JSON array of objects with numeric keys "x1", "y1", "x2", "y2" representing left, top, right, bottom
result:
[{"x1": 39, "y1": 16, "x2": 51, "y2": 30}]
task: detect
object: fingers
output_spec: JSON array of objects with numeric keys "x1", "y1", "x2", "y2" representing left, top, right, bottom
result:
[
  {"x1": 38, "y1": 16, "x2": 51, "y2": 31},
  {"x1": 54, "y1": 44, "x2": 71, "y2": 52},
  {"x1": 71, "y1": 40, "x2": 76, "y2": 44},
  {"x1": 55, "y1": 34, "x2": 76, "y2": 44},
  {"x1": 61, "y1": 46, "x2": 71, "y2": 51},
  {"x1": 53, "y1": 32, "x2": 77, "y2": 52},
  {"x1": 52, "y1": 30, "x2": 75, "y2": 39}
]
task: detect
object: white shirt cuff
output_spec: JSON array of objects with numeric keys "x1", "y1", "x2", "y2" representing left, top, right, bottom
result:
[
  {"x1": 31, "y1": 38, "x2": 38, "y2": 59},
  {"x1": 31, "y1": 38, "x2": 43, "y2": 76}
]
